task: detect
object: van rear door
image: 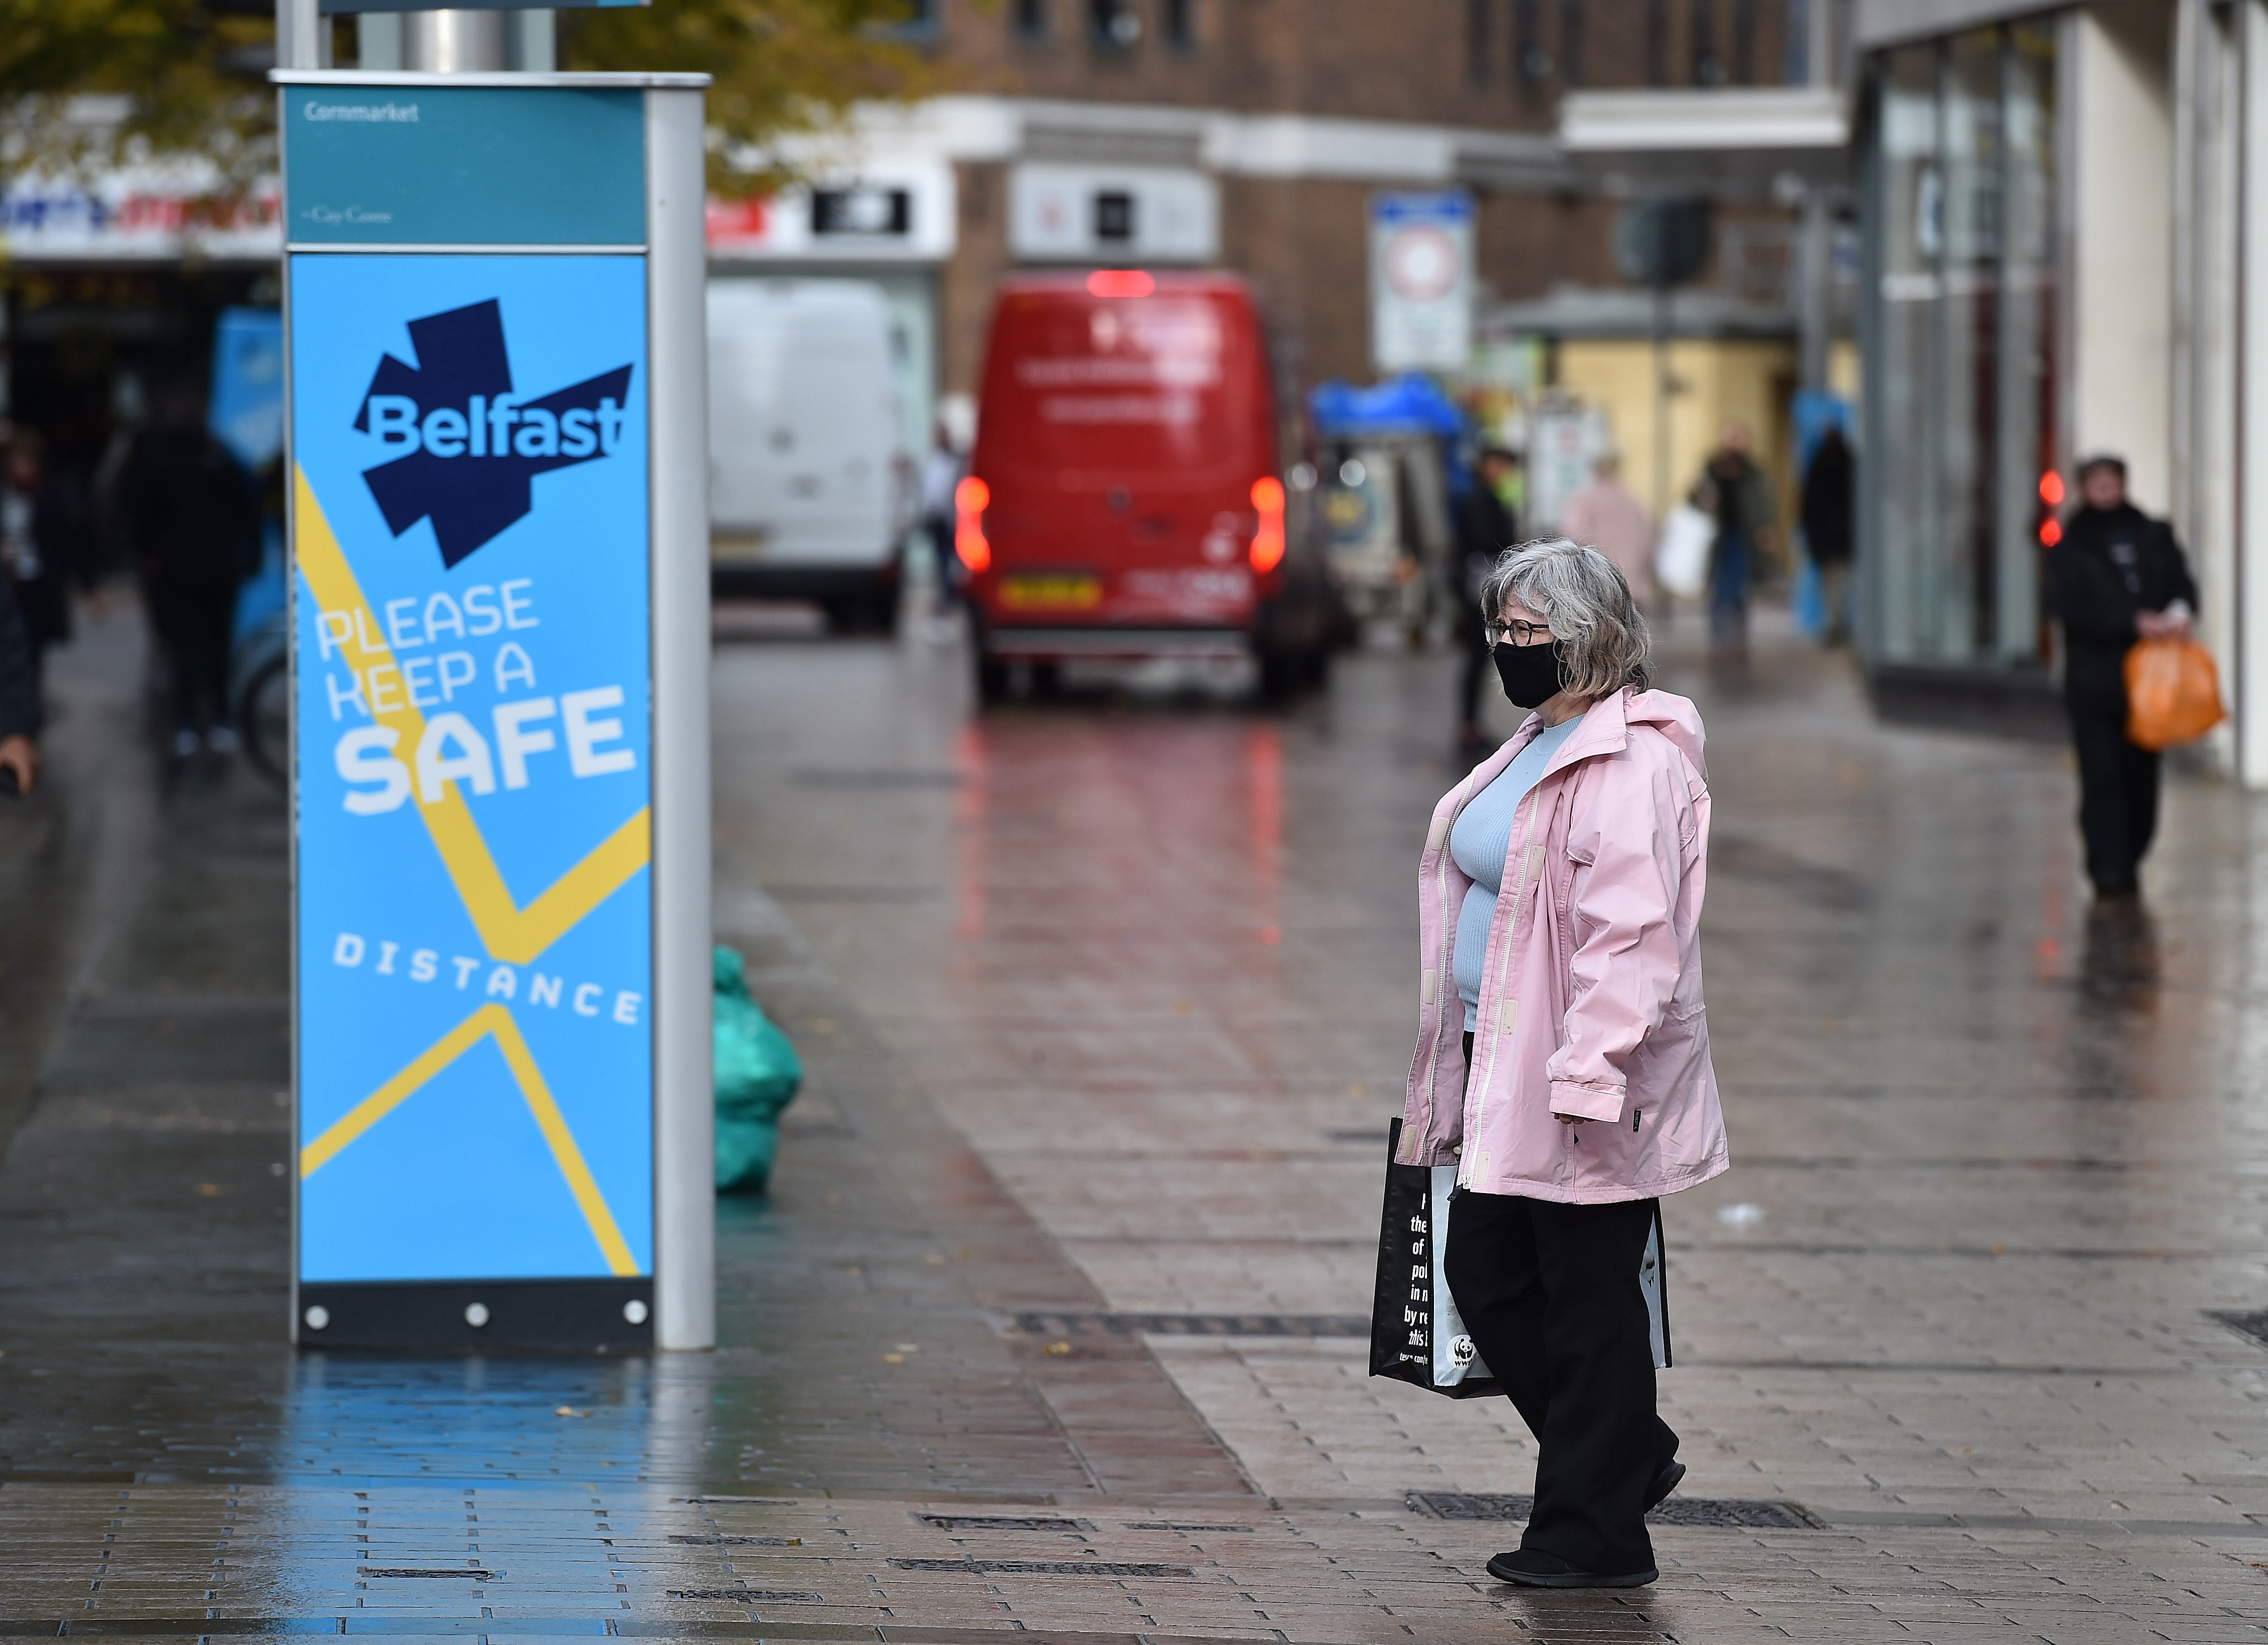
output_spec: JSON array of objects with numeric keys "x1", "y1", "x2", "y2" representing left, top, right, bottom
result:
[{"x1": 974, "y1": 279, "x2": 1273, "y2": 631}]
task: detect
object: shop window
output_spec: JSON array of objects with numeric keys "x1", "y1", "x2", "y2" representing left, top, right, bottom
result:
[
  {"x1": 1730, "y1": 0, "x2": 1754, "y2": 83},
  {"x1": 1515, "y1": 0, "x2": 1552, "y2": 85},
  {"x1": 1691, "y1": 0, "x2": 1723, "y2": 85},
  {"x1": 1014, "y1": 0, "x2": 1048, "y2": 40},
  {"x1": 1863, "y1": 22, "x2": 2059, "y2": 667},
  {"x1": 874, "y1": 0, "x2": 941, "y2": 40},
  {"x1": 1093, "y1": 191, "x2": 1137, "y2": 243},
  {"x1": 1090, "y1": 0, "x2": 1141, "y2": 48},
  {"x1": 1163, "y1": 0, "x2": 1194, "y2": 49},
  {"x1": 1561, "y1": 0, "x2": 1585, "y2": 86},
  {"x1": 1468, "y1": 0, "x2": 1492, "y2": 87},
  {"x1": 1646, "y1": 0, "x2": 1669, "y2": 85}
]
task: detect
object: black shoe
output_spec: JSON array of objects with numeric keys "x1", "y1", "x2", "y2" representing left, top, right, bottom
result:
[
  {"x1": 1487, "y1": 1547, "x2": 1658, "y2": 1589},
  {"x1": 1644, "y1": 1459, "x2": 1686, "y2": 1513}
]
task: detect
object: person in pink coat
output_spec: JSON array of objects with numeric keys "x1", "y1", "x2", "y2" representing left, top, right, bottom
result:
[
  {"x1": 1559, "y1": 451, "x2": 1656, "y2": 612},
  {"x1": 1398, "y1": 537, "x2": 1729, "y2": 1589}
]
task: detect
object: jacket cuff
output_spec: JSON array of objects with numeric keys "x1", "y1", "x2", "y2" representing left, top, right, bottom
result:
[
  {"x1": 1549, "y1": 1081, "x2": 1625, "y2": 1123},
  {"x1": 1396, "y1": 1129, "x2": 1460, "y2": 1168}
]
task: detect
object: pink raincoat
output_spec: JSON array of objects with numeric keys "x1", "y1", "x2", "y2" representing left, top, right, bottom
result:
[{"x1": 1397, "y1": 687, "x2": 1730, "y2": 1203}]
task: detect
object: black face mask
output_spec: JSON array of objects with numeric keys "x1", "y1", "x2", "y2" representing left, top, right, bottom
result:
[{"x1": 1493, "y1": 640, "x2": 1567, "y2": 709}]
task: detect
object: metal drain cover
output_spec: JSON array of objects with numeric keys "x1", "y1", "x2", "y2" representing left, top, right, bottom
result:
[
  {"x1": 1405, "y1": 1492, "x2": 1826, "y2": 1529},
  {"x1": 916, "y1": 1513, "x2": 1097, "y2": 1531},
  {"x1": 888, "y1": 1558, "x2": 1194, "y2": 1576}
]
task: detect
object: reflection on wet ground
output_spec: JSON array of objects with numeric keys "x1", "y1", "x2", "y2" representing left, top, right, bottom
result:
[{"x1": 4, "y1": 607, "x2": 2268, "y2": 1641}]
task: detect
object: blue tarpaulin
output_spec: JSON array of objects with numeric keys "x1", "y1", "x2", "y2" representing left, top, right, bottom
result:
[{"x1": 1308, "y1": 373, "x2": 1467, "y2": 440}]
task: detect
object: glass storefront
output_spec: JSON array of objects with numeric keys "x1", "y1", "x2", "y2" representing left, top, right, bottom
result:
[{"x1": 1861, "y1": 20, "x2": 2059, "y2": 670}]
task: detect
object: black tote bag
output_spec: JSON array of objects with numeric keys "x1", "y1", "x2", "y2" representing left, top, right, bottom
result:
[{"x1": 1369, "y1": 1117, "x2": 1670, "y2": 1397}]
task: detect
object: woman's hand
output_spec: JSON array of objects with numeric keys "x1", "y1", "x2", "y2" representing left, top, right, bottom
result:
[{"x1": 1557, "y1": 1113, "x2": 1581, "y2": 1126}]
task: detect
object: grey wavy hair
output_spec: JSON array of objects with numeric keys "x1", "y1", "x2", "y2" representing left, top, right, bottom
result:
[{"x1": 1479, "y1": 538, "x2": 1655, "y2": 698}]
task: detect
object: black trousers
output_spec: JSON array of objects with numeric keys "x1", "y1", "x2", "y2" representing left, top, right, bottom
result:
[
  {"x1": 2067, "y1": 693, "x2": 2160, "y2": 894},
  {"x1": 1456, "y1": 605, "x2": 1492, "y2": 730},
  {"x1": 1442, "y1": 1034, "x2": 1675, "y2": 1574},
  {"x1": 152, "y1": 578, "x2": 238, "y2": 736}
]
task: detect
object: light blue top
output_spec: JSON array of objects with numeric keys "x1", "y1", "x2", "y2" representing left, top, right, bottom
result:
[{"x1": 1452, "y1": 717, "x2": 1583, "y2": 1031}]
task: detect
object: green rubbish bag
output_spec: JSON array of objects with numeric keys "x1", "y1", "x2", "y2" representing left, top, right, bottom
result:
[{"x1": 714, "y1": 944, "x2": 802, "y2": 1193}]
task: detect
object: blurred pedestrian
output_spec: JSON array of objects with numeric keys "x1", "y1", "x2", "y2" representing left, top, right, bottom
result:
[
  {"x1": 2043, "y1": 455, "x2": 2198, "y2": 898},
  {"x1": 919, "y1": 421, "x2": 963, "y2": 626},
  {"x1": 1692, "y1": 420, "x2": 1776, "y2": 654},
  {"x1": 1560, "y1": 451, "x2": 1654, "y2": 612},
  {"x1": 0, "y1": 569, "x2": 38, "y2": 794},
  {"x1": 1, "y1": 429, "x2": 79, "y2": 713},
  {"x1": 115, "y1": 382, "x2": 260, "y2": 757},
  {"x1": 1454, "y1": 446, "x2": 1521, "y2": 752},
  {"x1": 1800, "y1": 426, "x2": 1855, "y2": 645},
  {"x1": 1399, "y1": 539, "x2": 1728, "y2": 1590}
]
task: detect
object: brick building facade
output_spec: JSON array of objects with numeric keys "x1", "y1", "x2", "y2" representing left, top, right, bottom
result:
[{"x1": 734, "y1": 1, "x2": 1803, "y2": 402}]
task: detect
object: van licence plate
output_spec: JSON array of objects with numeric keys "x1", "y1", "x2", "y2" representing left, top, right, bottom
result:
[{"x1": 999, "y1": 573, "x2": 1102, "y2": 611}]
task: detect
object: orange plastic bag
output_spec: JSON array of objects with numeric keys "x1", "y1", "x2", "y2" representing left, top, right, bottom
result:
[{"x1": 2124, "y1": 637, "x2": 2226, "y2": 750}]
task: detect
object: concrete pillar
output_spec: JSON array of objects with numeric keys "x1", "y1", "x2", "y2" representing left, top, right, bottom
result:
[
  {"x1": 2238, "y1": 0, "x2": 2268, "y2": 785},
  {"x1": 2064, "y1": 2, "x2": 2175, "y2": 517}
]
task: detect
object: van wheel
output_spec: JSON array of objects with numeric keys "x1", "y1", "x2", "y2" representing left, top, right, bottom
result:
[
  {"x1": 1258, "y1": 647, "x2": 1298, "y2": 705},
  {"x1": 975, "y1": 654, "x2": 1010, "y2": 706}
]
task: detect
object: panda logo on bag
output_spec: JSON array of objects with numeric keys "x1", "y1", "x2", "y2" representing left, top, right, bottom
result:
[{"x1": 1450, "y1": 1334, "x2": 1477, "y2": 1368}]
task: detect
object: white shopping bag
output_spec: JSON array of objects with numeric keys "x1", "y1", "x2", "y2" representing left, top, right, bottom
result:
[{"x1": 1655, "y1": 504, "x2": 1714, "y2": 599}]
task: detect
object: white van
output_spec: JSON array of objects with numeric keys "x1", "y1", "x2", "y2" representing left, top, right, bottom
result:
[{"x1": 708, "y1": 278, "x2": 907, "y2": 629}]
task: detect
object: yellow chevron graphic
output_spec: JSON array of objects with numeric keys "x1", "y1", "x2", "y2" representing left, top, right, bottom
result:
[
  {"x1": 298, "y1": 1002, "x2": 638, "y2": 1275},
  {"x1": 292, "y1": 465, "x2": 650, "y2": 966}
]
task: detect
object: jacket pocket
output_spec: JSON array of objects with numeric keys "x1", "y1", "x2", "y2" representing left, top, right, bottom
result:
[{"x1": 1583, "y1": 1009, "x2": 1710, "y2": 1188}]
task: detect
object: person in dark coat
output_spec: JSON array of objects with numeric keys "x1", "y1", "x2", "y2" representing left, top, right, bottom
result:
[
  {"x1": 0, "y1": 569, "x2": 39, "y2": 794},
  {"x1": 2042, "y1": 454, "x2": 2199, "y2": 898},
  {"x1": 116, "y1": 385, "x2": 260, "y2": 757},
  {"x1": 1455, "y1": 447, "x2": 1521, "y2": 752},
  {"x1": 1799, "y1": 426, "x2": 1855, "y2": 645},
  {"x1": 1692, "y1": 419, "x2": 1776, "y2": 656},
  {"x1": 1, "y1": 430, "x2": 80, "y2": 710}
]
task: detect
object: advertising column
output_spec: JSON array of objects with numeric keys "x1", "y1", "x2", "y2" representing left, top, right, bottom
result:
[{"x1": 278, "y1": 71, "x2": 712, "y2": 1350}]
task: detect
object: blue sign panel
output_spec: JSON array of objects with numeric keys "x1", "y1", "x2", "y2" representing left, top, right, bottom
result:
[
  {"x1": 284, "y1": 86, "x2": 645, "y2": 247},
  {"x1": 290, "y1": 252, "x2": 653, "y2": 1285}
]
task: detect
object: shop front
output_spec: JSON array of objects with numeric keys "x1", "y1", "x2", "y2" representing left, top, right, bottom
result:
[{"x1": 1857, "y1": 14, "x2": 2062, "y2": 712}]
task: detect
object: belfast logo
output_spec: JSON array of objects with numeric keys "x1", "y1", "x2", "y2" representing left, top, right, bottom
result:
[{"x1": 354, "y1": 299, "x2": 634, "y2": 568}]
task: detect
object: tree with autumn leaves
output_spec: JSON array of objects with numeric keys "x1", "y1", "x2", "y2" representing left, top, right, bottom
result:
[{"x1": 0, "y1": 0, "x2": 934, "y2": 193}]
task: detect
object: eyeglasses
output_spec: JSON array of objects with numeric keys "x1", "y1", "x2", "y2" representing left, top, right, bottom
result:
[{"x1": 1486, "y1": 619, "x2": 1554, "y2": 648}]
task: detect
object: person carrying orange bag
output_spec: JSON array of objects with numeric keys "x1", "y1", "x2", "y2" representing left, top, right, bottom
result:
[{"x1": 2042, "y1": 455, "x2": 2200, "y2": 899}]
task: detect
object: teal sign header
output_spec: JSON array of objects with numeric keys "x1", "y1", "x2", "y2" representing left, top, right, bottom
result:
[{"x1": 283, "y1": 86, "x2": 644, "y2": 246}]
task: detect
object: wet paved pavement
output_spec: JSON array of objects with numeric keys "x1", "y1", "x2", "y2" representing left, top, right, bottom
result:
[{"x1": 4, "y1": 602, "x2": 2268, "y2": 1641}]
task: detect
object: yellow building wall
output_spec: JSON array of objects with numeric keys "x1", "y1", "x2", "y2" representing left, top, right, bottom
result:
[{"x1": 1553, "y1": 338, "x2": 1803, "y2": 567}]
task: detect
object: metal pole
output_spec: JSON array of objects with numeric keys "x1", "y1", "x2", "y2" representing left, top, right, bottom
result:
[
  {"x1": 277, "y1": 0, "x2": 322, "y2": 70},
  {"x1": 1653, "y1": 282, "x2": 1673, "y2": 520},
  {"x1": 645, "y1": 85, "x2": 716, "y2": 1353},
  {"x1": 1799, "y1": 186, "x2": 1831, "y2": 392},
  {"x1": 400, "y1": 9, "x2": 507, "y2": 71}
]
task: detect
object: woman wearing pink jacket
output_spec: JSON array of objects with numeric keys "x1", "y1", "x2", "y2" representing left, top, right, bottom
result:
[{"x1": 1398, "y1": 538, "x2": 1729, "y2": 1589}]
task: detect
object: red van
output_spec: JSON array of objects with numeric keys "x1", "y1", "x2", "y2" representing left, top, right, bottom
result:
[{"x1": 960, "y1": 270, "x2": 1335, "y2": 701}]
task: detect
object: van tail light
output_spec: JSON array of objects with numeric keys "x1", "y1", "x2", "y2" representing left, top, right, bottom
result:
[
  {"x1": 1087, "y1": 269, "x2": 1155, "y2": 298},
  {"x1": 1249, "y1": 476, "x2": 1286, "y2": 573},
  {"x1": 955, "y1": 476, "x2": 992, "y2": 572}
]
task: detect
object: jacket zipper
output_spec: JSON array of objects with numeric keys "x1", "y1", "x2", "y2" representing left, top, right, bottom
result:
[{"x1": 1462, "y1": 782, "x2": 1544, "y2": 1183}]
